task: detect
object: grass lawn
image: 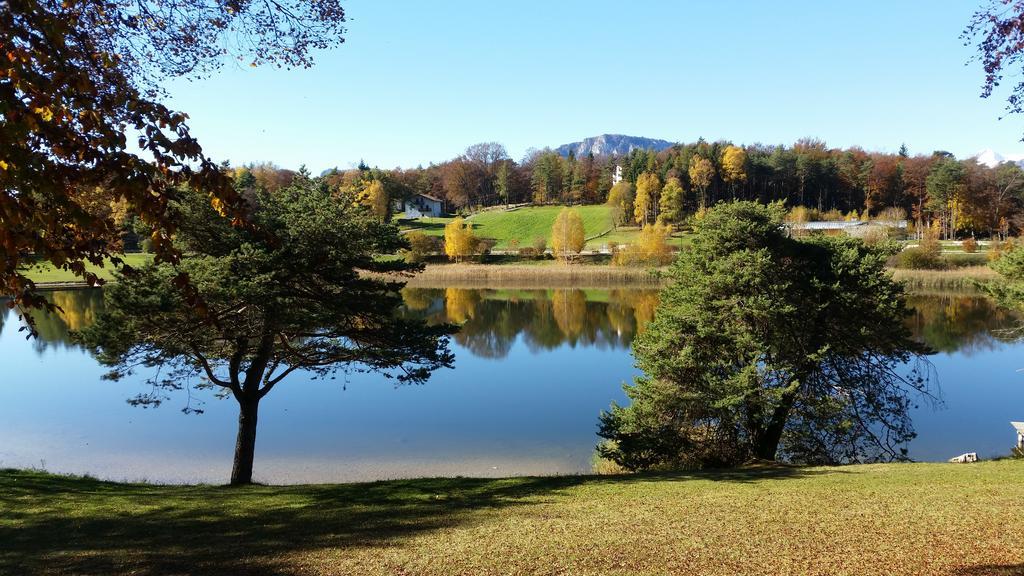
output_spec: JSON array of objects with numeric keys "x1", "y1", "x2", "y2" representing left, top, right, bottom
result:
[
  {"x1": 586, "y1": 226, "x2": 693, "y2": 250},
  {"x1": 401, "y1": 205, "x2": 615, "y2": 249},
  {"x1": 3, "y1": 461, "x2": 1023, "y2": 575},
  {"x1": 20, "y1": 253, "x2": 154, "y2": 284}
]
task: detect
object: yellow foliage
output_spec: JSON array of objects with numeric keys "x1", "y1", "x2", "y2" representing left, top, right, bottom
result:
[
  {"x1": 358, "y1": 180, "x2": 389, "y2": 220},
  {"x1": 785, "y1": 206, "x2": 818, "y2": 223},
  {"x1": 552, "y1": 289, "x2": 586, "y2": 338},
  {"x1": 444, "y1": 217, "x2": 477, "y2": 262},
  {"x1": 613, "y1": 223, "x2": 674, "y2": 266},
  {"x1": 688, "y1": 157, "x2": 714, "y2": 211},
  {"x1": 551, "y1": 207, "x2": 585, "y2": 263},
  {"x1": 721, "y1": 145, "x2": 747, "y2": 185},
  {"x1": 634, "y1": 172, "x2": 660, "y2": 225},
  {"x1": 445, "y1": 288, "x2": 480, "y2": 323}
]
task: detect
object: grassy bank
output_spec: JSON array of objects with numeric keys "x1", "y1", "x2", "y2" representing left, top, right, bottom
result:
[
  {"x1": 19, "y1": 253, "x2": 153, "y2": 284},
  {"x1": 3, "y1": 462, "x2": 1023, "y2": 575},
  {"x1": 399, "y1": 206, "x2": 694, "y2": 250},
  {"x1": 401, "y1": 205, "x2": 616, "y2": 249}
]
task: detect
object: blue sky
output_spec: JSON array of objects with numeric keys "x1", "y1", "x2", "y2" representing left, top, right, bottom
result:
[{"x1": 164, "y1": 1, "x2": 1022, "y2": 172}]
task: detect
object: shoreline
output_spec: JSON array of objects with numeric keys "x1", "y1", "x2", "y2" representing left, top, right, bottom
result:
[
  {"x1": 401, "y1": 262, "x2": 666, "y2": 288},
  {"x1": 31, "y1": 263, "x2": 998, "y2": 292}
]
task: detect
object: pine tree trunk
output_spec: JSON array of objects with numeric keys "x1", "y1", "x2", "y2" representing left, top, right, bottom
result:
[{"x1": 230, "y1": 397, "x2": 260, "y2": 485}]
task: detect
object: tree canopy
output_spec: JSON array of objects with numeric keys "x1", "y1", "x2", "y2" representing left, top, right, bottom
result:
[
  {"x1": 598, "y1": 202, "x2": 933, "y2": 471},
  {"x1": 80, "y1": 176, "x2": 452, "y2": 484},
  {"x1": 964, "y1": 1, "x2": 1024, "y2": 131},
  {"x1": 1, "y1": 0, "x2": 346, "y2": 325},
  {"x1": 551, "y1": 207, "x2": 585, "y2": 262}
]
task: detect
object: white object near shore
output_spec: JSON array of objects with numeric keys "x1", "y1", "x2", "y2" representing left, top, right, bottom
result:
[
  {"x1": 948, "y1": 452, "x2": 978, "y2": 464},
  {"x1": 1012, "y1": 422, "x2": 1024, "y2": 449}
]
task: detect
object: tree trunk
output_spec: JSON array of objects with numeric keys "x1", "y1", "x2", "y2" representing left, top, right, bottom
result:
[
  {"x1": 230, "y1": 397, "x2": 260, "y2": 485},
  {"x1": 752, "y1": 382, "x2": 802, "y2": 461},
  {"x1": 753, "y1": 420, "x2": 786, "y2": 460}
]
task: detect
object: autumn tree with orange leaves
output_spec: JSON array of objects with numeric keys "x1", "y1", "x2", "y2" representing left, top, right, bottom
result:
[{"x1": 0, "y1": 0, "x2": 347, "y2": 326}]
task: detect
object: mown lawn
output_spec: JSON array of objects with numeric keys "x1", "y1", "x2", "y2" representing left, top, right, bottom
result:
[
  {"x1": 3, "y1": 462, "x2": 1023, "y2": 575},
  {"x1": 585, "y1": 226, "x2": 693, "y2": 250},
  {"x1": 19, "y1": 253, "x2": 154, "y2": 284},
  {"x1": 401, "y1": 205, "x2": 615, "y2": 249}
]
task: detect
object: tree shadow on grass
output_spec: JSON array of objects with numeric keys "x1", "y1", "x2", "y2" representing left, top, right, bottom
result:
[
  {"x1": 398, "y1": 219, "x2": 447, "y2": 233},
  {"x1": 0, "y1": 465, "x2": 832, "y2": 576}
]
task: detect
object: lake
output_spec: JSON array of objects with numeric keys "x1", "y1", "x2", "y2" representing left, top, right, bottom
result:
[{"x1": 1, "y1": 287, "x2": 1022, "y2": 484}]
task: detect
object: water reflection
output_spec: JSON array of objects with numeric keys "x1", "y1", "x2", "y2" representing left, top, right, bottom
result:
[
  {"x1": 906, "y1": 294, "x2": 1022, "y2": 355},
  {"x1": 2, "y1": 287, "x2": 1024, "y2": 481},
  {"x1": 14, "y1": 288, "x2": 1023, "y2": 360},
  {"x1": 9, "y1": 289, "x2": 104, "y2": 352},
  {"x1": 401, "y1": 288, "x2": 660, "y2": 358}
]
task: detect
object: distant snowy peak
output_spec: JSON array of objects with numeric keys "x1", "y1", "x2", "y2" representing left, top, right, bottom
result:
[
  {"x1": 555, "y1": 134, "x2": 675, "y2": 158},
  {"x1": 974, "y1": 148, "x2": 1024, "y2": 168}
]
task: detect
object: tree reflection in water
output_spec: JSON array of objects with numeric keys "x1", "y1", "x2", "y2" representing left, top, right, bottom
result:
[
  {"x1": 6, "y1": 288, "x2": 1023, "y2": 361},
  {"x1": 905, "y1": 294, "x2": 1022, "y2": 355},
  {"x1": 400, "y1": 287, "x2": 662, "y2": 359}
]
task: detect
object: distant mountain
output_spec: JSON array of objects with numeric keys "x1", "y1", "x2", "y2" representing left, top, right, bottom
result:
[
  {"x1": 554, "y1": 134, "x2": 675, "y2": 158},
  {"x1": 974, "y1": 148, "x2": 1024, "y2": 168}
]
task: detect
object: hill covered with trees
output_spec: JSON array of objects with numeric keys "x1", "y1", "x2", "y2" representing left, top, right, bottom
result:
[{"x1": 249, "y1": 138, "x2": 1024, "y2": 241}]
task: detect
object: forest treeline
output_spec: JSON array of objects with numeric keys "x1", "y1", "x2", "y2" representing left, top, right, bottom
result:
[{"x1": 233, "y1": 138, "x2": 1024, "y2": 240}]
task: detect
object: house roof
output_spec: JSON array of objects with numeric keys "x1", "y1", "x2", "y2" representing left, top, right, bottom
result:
[{"x1": 414, "y1": 193, "x2": 444, "y2": 203}]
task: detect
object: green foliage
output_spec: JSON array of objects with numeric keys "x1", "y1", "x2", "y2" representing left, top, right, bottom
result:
[
  {"x1": 658, "y1": 177, "x2": 685, "y2": 224},
  {"x1": 896, "y1": 247, "x2": 946, "y2": 270},
  {"x1": 598, "y1": 201, "x2": 930, "y2": 471},
  {"x1": 440, "y1": 205, "x2": 612, "y2": 249},
  {"x1": 79, "y1": 177, "x2": 454, "y2": 484},
  {"x1": 985, "y1": 243, "x2": 1024, "y2": 310}
]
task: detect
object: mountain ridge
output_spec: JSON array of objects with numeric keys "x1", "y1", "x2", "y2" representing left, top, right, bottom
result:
[{"x1": 554, "y1": 134, "x2": 675, "y2": 158}]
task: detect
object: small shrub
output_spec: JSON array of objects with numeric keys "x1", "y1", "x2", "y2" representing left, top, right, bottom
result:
[
  {"x1": 875, "y1": 206, "x2": 907, "y2": 222},
  {"x1": 962, "y1": 237, "x2": 978, "y2": 254},
  {"x1": 474, "y1": 237, "x2": 497, "y2": 256},
  {"x1": 517, "y1": 246, "x2": 538, "y2": 258},
  {"x1": 989, "y1": 238, "x2": 1016, "y2": 262},
  {"x1": 897, "y1": 247, "x2": 945, "y2": 270},
  {"x1": 532, "y1": 236, "x2": 547, "y2": 254},
  {"x1": 859, "y1": 227, "x2": 890, "y2": 245},
  {"x1": 404, "y1": 231, "x2": 440, "y2": 263},
  {"x1": 785, "y1": 206, "x2": 819, "y2": 223},
  {"x1": 612, "y1": 223, "x2": 674, "y2": 267},
  {"x1": 139, "y1": 237, "x2": 155, "y2": 253},
  {"x1": 821, "y1": 208, "x2": 844, "y2": 221}
]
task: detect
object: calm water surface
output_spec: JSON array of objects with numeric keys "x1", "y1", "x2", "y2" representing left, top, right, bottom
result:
[{"x1": 1, "y1": 288, "x2": 1022, "y2": 483}]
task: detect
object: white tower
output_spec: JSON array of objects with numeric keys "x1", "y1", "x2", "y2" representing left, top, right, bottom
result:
[{"x1": 611, "y1": 164, "x2": 623, "y2": 186}]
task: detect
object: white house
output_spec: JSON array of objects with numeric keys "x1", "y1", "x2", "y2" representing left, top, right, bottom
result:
[{"x1": 395, "y1": 193, "x2": 445, "y2": 218}]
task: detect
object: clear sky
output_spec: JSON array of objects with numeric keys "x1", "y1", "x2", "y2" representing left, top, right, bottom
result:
[{"x1": 163, "y1": 1, "x2": 1023, "y2": 173}]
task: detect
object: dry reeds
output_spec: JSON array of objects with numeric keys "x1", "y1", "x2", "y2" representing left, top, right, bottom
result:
[
  {"x1": 889, "y1": 266, "x2": 997, "y2": 292},
  {"x1": 401, "y1": 263, "x2": 666, "y2": 289}
]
